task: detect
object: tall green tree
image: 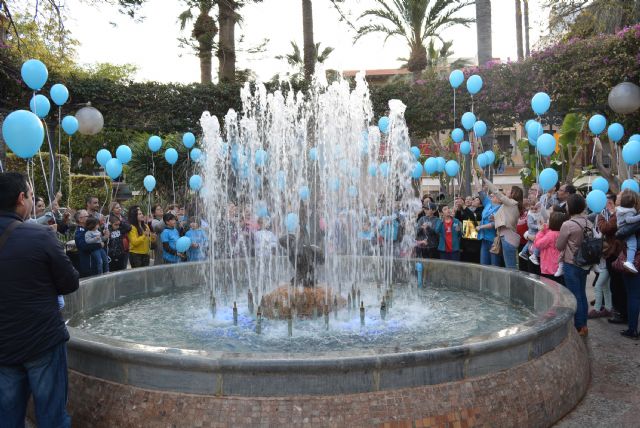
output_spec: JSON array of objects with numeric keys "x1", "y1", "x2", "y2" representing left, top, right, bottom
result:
[
  {"x1": 475, "y1": 0, "x2": 492, "y2": 66},
  {"x1": 179, "y1": 0, "x2": 217, "y2": 84},
  {"x1": 354, "y1": 0, "x2": 474, "y2": 81}
]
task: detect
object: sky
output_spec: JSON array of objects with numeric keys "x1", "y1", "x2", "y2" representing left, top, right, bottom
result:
[{"x1": 62, "y1": 0, "x2": 549, "y2": 84}]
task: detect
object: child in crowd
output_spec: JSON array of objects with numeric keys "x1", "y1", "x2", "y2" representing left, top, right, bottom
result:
[
  {"x1": 107, "y1": 215, "x2": 127, "y2": 271},
  {"x1": 534, "y1": 212, "x2": 566, "y2": 282},
  {"x1": 84, "y1": 217, "x2": 109, "y2": 274},
  {"x1": 415, "y1": 203, "x2": 439, "y2": 259},
  {"x1": 185, "y1": 217, "x2": 208, "y2": 261},
  {"x1": 616, "y1": 191, "x2": 640, "y2": 274},
  {"x1": 519, "y1": 199, "x2": 542, "y2": 264},
  {"x1": 435, "y1": 205, "x2": 462, "y2": 261},
  {"x1": 357, "y1": 219, "x2": 375, "y2": 256},
  {"x1": 160, "y1": 213, "x2": 185, "y2": 263},
  {"x1": 254, "y1": 216, "x2": 277, "y2": 258}
]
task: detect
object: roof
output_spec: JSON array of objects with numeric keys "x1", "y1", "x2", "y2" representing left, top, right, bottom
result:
[{"x1": 342, "y1": 68, "x2": 411, "y2": 77}]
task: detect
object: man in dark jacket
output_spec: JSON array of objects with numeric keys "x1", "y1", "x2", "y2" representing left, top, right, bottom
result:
[
  {"x1": 74, "y1": 209, "x2": 104, "y2": 277},
  {"x1": 0, "y1": 172, "x2": 79, "y2": 427}
]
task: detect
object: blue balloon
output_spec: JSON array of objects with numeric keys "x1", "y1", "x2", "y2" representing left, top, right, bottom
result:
[
  {"x1": 466, "y1": 74, "x2": 483, "y2": 95},
  {"x1": 630, "y1": 134, "x2": 640, "y2": 143},
  {"x1": 329, "y1": 177, "x2": 341, "y2": 191},
  {"x1": 285, "y1": 212, "x2": 299, "y2": 232},
  {"x1": 255, "y1": 149, "x2": 268, "y2": 166},
  {"x1": 176, "y1": 236, "x2": 191, "y2": 253},
  {"x1": 449, "y1": 70, "x2": 464, "y2": 89},
  {"x1": 588, "y1": 114, "x2": 607, "y2": 135},
  {"x1": 451, "y1": 128, "x2": 464, "y2": 143},
  {"x1": 29, "y1": 94, "x2": 50, "y2": 118},
  {"x1": 165, "y1": 148, "x2": 178, "y2": 165},
  {"x1": 61, "y1": 115, "x2": 78, "y2": 135},
  {"x1": 461, "y1": 112, "x2": 476, "y2": 130},
  {"x1": 379, "y1": 162, "x2": 390, "y2": 178},
  {"x1": 2, "y1": 110, "x2": 44, "y2": 159},
  {"x1": 591, "y1": 177, "x2": 609, "y2": 193},
  {"x1": 143, "y1": 175, "x2": 156, "y2": 192},
  {"x1": 410, "y1": 146, "x2": 421, "y2": 160},
  {"x1": 411, "y1": 162, "x2": 423, "y2": 179},
  {"x1": 607, "y1": 123, "x2": 624, "y2": 143},
  {"x1": 622, "y1": 140, "x2": 640, "y2": 165},
  {"x1": 190, "y1": 148, "x2": 202, "y2": 161},
  {"x1": 477, "y1": 153, "x2": 488, "y2": 168},
  {"x1": 189, "y1": 174, "x2": 202, "y2": 190},
  {"x1": 378, "y1": 116, "x2": 390, "y2": 134},
  {"x1": 473, "y1": 121, "x2": 487, "y2": 137},
  {"x1": 586, "y1": 189, "x2": 607, "y2": 213},
  {"x1": 526, "y1": 121, "x2": 543, "y2": 146},
  {"x1": 537, "y1": 133, "x2": 556, "y2": 156},
  {"x1": 96, "y1": 149, "x2": 112, "y2": 167},
  {"x1": 525, "y1": 119, "x2": 536, "y2": 131},
  {"x1": 256, "y1": 203, "x2": 269, "y2": 218},
  {"x1": 105, "y1": 158, "x2": 123, "y2": 179},
  {"x1": 299, "y1": 185, "x2": 310, "y2": 201},
  {"x1": 148, "y1": 135, "x2": 162, "y2": 152},
  {"x1": 445, "y1": 160, "x2": 459, "y2": 177},
  {"x1": 460, "y1": 141, "x2": 471, "y2": 155},
  {"x1": 348, "y1": 185, "x2": 358, "y2": 197},
  {"x1": 276, "y1": 170, "x2": 286, "y2": 190},
  {"x1": 116, "y1": 145, "x2": 132, "y2": 164},
  {"x1": 368, "y1": 163, "x2": 378, "y2": 177},
  {"x1": 484, "y1": 150, "x2": 495, "y2": 165},
  {"x1": 538, "y1": 168, "x2": 558, "y2": 191},
  {"x1": 182, "y1": 132, "x2": 196, "y2": 148},
  {"x1": 622, "y1": 179, "x2": 640, "y2": 193},
  {"x1": 50, "y1": 84, "x2": 69, "y2": 106},
  {"x1": 350, "y1": 166, "x2": 360, "y2": 179},
  {"x1": 531, "y1": 92, "x2": 551, "y2": 115},
  {"x1": 424, "y1": 157, "x2": 438, "y2": 175},
  {"x1": 309, "y1": 147, "x2": 318, "y2": 161},
  {"x1": 21, "y1": 59, "x2": 48, "y2": 90},
  {"x1": 436, "y1": 157, "x2": 446, "y2": 173}
]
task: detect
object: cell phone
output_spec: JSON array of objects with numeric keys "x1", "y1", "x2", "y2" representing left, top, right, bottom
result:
[{"x1": 47, "y1": 218, "x2": 56, "y2": 225}]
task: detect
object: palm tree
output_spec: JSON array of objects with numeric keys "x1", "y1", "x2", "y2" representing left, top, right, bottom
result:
[
  {"x1": 302, "y1": 0, "x2": 315, "y2": 80},
  {"x1": 179, "y1": 1, "x2": 217, "y2": 84},
  {"x1": 523, "y1": 0, "x2": 530, "y2": 57},
  {"x1": 275, "y1": 41, "x2": 335, "y2": 83},
  {"x1": 515, "y1": 0, "x2": 524, "y2": 60},
  {"x1": 475, "y1": 0, "x2": 492, "y2": 66},
  {"x1": 217, "y1": 0, "x2": 238, "y2": 82},
  {"x1": 354, "y1": 0, "x2": 474, "y2": 82}
]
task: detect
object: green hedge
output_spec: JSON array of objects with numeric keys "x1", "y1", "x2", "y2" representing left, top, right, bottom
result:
[
  {"x1": 69, "y1": 174, "x2": 112, "y2": 210},
  {"x1": 4, "y1": 153, "x2": 70, "y2": 206}
]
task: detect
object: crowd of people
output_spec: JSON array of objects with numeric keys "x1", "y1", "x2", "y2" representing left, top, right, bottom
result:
[{"x1": 21, "y1": 169, "x2": 640, "y2": 343}]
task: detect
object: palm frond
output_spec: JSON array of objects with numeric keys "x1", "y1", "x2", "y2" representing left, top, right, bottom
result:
[{"x1": 178, "y1": 9, "x2": 193, "y2": 31}]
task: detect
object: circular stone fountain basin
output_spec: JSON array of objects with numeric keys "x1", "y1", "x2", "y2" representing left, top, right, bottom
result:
[{"x1": 63, "y1": 259, "x2": 589, "y2": 427}]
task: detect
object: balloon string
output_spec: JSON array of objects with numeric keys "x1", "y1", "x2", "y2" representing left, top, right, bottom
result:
[
  {"x1": 591, "y1": 136, "x2": 598, "y2": 165},
  {"x1": 171, "y1": 166, "x2": 176, "y2": 205},
  {"x1": 37, "y1": 150, "x2": 53, "y2": 210},
  {"x1": 0, "y1": 158, "x2": 4, "y2": 172},
  {"x1": 453, "y1": 89, "x2": 456, "y2": 128},
  {"x1": 42, "y1": 119, "x2": 56, "y2": 200},
  {"x1": 57, "y1": 106, "x2": 62, "y2": 192},
  {"x1": 27, "y1": 159, "x2": 36, "y2": 219}
]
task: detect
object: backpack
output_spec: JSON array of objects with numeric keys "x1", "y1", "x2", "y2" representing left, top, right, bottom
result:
[{"x1": 570, "y1": 219, "x2": 602, "y2": 267}]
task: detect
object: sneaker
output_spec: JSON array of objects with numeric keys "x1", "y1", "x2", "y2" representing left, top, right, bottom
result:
[
  {"x1": 588, "y1": 309, "x2": 602, "y2": 319},
  {"x1": 623, "y1": 261, "x2": 638, "y2": 274},
  {"x1": 519, "y1": 251, "x2": 529, "y2": 260},
  {"x1": 554, "y1": 265, "x2": 564, "y2": 277},
  {"x1": 601, "y1": 308, "x2": 612, "y2": 318},
  {"x1": 529, "y1": 253, "x2": 540, "y2": 265},
  {"x1": 577, "y1": 326, "x2": 589, "y2": 337},
  {"x1": 620, "y1": 329, "x2": 640, "y2": 340}
]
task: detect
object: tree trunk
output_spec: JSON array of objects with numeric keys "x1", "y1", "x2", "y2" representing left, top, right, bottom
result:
[
  {"x1": 199, "y1": 44, "x2": 213, "y2": 84},
  {"x1": 523, "y1": 0, "x2": 530, "y2": 57},
  {"x1": 218, "y1": 0, "x2": 236, "y2": 82},
  {"x1": 302, "y1": 0, "x2": 315, "y2": 81},
  {"x1": 515, "y1": 0, "x2": 524, "y2": 60},
  {"x1": 475, "y1": 0, "x2": 493, "y2": 66}
]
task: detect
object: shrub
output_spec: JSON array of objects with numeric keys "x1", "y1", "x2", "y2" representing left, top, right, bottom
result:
[
  {"x1": 69, "y1": 174, "x2": 112, "y2": 210},
  {"x1": 4, "y1": 153, "x2": 70, "y2": 206}
]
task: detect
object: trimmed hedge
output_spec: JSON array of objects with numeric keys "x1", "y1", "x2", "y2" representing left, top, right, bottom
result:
[
  {"x1": 5, "y1": 153, "x2": 70, "y2": 206},
  {"x1": 69, "y1": 174, "x2": 112, "y2": 210}
]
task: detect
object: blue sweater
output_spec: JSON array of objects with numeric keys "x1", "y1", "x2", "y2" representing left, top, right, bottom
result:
[
  {"x1": 435, "y1": 217, "x2": 462, "y2": 252},
  {"x1": 477, "y1": 191, "x2": 501, "y2": 242}
]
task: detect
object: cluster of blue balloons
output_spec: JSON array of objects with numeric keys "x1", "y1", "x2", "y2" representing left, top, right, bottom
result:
[
  {"x1": 525, "y1": 120, "x2": 543, "y2": 146},
  {"x1": 449, "y1": 70, "x2": 483, "y2": 95},
  {"x1": 444, "y1": 160, "x2": 460, "y2": 177},
  {"x1": 423, "y1": 157, "x2": 445, "y2": 175},
  {"x1": 622, "y1": 134, "x2": 640, "y2": 165},
  {"x1": 477, "y1": 151, "x2": 495, "y2": 169}
]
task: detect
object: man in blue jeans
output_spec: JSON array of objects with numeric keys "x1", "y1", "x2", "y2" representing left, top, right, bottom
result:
[{"x1": 0, "y1": 173, "x2": 79, "y2": 427}]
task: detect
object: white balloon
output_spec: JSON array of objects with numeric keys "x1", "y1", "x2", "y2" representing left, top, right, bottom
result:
[
  {"x1": 75, "y1": 105, "x2": 104, "y2": 135},
  {"x1": 608, "y1": 82, "x2": 640, "y2": 115}
]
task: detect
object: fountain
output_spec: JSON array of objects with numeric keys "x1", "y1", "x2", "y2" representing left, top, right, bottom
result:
[{"x1": 62, "y1": 72, "x2": 589, "y2": 426}]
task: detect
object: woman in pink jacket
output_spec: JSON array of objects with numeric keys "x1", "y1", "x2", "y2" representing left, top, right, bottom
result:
[{"x1": 534, "y1": 212, "x2": 567, "y2": 284}]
